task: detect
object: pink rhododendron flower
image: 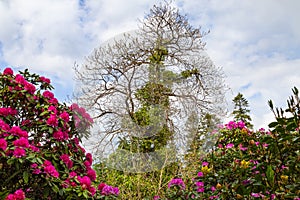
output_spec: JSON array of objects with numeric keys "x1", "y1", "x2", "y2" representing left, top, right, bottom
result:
[
  {"x1": 168, "y1": 178, "x2": 186, "y2": 190},
  {"x1": 29, "y1": 145, "x2": 40, "y2": 152},
  {"x1": 15, "y1": 74, "x2": 26, "y2": 85},
  {"x1": 13, "y1": 137, "x2": 29, "y2": 148},
  {"x1": 88, "y1": 186, "x2": 96, "y2": 196},
  {"x1": 39, "y1": 76, "x2": 50, "y2": 84},
  {"x1": 43, "y1": 91, "x2": 54, "y2": 99},
  {"x1": 3, "y1": 67, "x2": 14, "y2": 75},
  {"x1": 48, "y1": 97, "x2": 58, "y2": 104},
  {"x1": 53, "y1": 130, "x2": 64, "y2": 141},
  {"x1": 197, "y1": 171, "x2": 203, "y2": 177},
  {"x1": 77, "y1": 176, "x2": 91, "y2": 189},
  {"x1": 0, "y1": 138, "x2": 8, "y2": 151},
  {"x1": 13, "y1": 147, "x2": 26, "y2": 158},
  {"x1": 10, "y1": 126, "x2": 28, "y2": 138},
  {"x1": 0, "y1": 119, "x2": 10, "y2": 131},
  {"x1": 226, "y1": 143, "x2": 234, "y2": 149},
  {"x1": 101, "y1": 185, "x2": 119, "y2": 196},
  {"x1": 98, "y1": 182, "x2": 107, "y2": 191},
  {"x1": 225, "y1": 121, "x2": 237, "y2": 130},
  {"x1": 237, "y1": 121, "x2": 245, "y2": 128},
  {"x1": 5, "y1": 189, "x2": 25, "y2": 200},
  {"x1": 47, "y1": 114, "x2": 58, "y2": 127},
  {"x1": 87, "y1": 168, "x2": 97, "y2": 181},
  {"x1": 44, "y1": 164, "x2": 59, "y2": 178},
  {"x1": 84, "y1": 160, "x2": 91, "y2": 168},
  {"x1": 24, "y1": 82, "x2": 36, "y2": 94},
  {"x1": 195, "y1": 181, "x2": 205, "y2": 192},
  {"x1": 60, "y1": 111, "x2": 70, "y2": 122},
  {"x1": 211, "y1": 186, "x2": 216, "y2": 192},
  {"x1": 48, "y1": 105, "x2": 57, "y2": 114},
  {"x1": 0, "y1": 107, "x2": 18, "y2": 116},
  {"x1": 60, "y1": 154, "x2": 73, "y2": 169},
  {"x1": 69, "y1": 171, "x2": 77, "y2": 178},
  {"x1": 86, "y1": 153, "x2": 93, "y2": 164},
  {"x1": 239, "y1": 144, "x2": 248, "y2": 151}
]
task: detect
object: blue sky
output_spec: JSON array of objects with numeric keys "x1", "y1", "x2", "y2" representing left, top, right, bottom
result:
[{"x1": 0, "y1": 0, "x2": 300, "y2": 129}]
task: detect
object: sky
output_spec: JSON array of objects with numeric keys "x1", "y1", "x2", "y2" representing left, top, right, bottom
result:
[{"x1": 0, "y1": 0, "x2": 300, "y2": 129}]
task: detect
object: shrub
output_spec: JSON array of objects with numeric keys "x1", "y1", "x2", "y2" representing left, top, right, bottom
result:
[
  {"x1": 0, "y1": 68, "x2": 118, "y2": 199},
  {"x1": 163, "y1": 88, "x2": 300, "y2": 199}
]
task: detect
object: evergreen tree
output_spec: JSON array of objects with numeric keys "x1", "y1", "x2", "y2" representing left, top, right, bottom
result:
[{"x1": 232, "y1": 92, "x2": 253, "y2": 129}]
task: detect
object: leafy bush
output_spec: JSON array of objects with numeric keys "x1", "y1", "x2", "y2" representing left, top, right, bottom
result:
[
  {"x1": 0, "y1": 68, "x2": 118, "y2": 199},
  {"x1": 160, "y1": 88, "x2": 300, "y2": 199}
]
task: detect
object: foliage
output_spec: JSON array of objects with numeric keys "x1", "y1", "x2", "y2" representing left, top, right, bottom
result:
[
  {"x1": 159, "y1": 88, "x2": 300, "y2": 199},
  {"x1": 232, "y1": 92, "x2": 253, "y2": 129},
  {"x1": 0, "y1": 68, "x2": 118, "y2": 199},
  {"x1": 94, "y1": 161, "x2": 181, "y2": 200}
]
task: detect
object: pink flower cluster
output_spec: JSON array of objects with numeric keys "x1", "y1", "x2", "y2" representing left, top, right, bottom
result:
[
  {"x1": 60, "y1": 154, "x2": 73, "y2": 169},
  {"x1": 0, "y1": 107, "x2": 18, "y2": 117},
  {"x1": 43, "y1": 160, "x2": 59, "y2": 178},
  {"x1": 225, "y1": 121, "x2": 245, "y2": 130},
  {"x1": 5, "y1": 189, "x2": 25, "y2": 200},
  {"x1": 98, "y1": 183, "x2": 120, "y2": 196},
  {"x1": 70, "y1": 103, "x2": 93, "y2": 128},
  {"x1": 168, "y1": 178, "x2": 186, "y2": 190}
]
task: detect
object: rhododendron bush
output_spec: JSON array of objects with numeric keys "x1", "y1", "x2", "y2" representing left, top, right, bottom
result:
[
  {"x1": 160, "y1": 89, "x2": 300, "y2": 199},
  {"x1": 0, "y1": 68, "x2": 119, "y2": 199}
]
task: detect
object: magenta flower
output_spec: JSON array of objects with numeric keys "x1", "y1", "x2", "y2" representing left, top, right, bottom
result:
[
  {"x1": 168, "y1": 178, "x2": 186, "y2": 190},
  {"x1": 195, "y1": 181, "x2": 205, "y2": 192},
  {"x1": 211, "y1": 186, "x2": 216, "y2": 192},
  {"x1": 39, "y1": 76, "x2": 50, "y2": 84},
  {"x1": 43, "y1": 91, "x2": 55, "y2": 99},
  {"x1": 0, "y1": 119, "x2": 10, "y2": 131},
  {"x1": 197, "y1": 171, "x2": 203, "y2": 177},
  {"x1": 153, "y1": 196, "x2": 160, "y2": 200},
  {"x1": 24, "y1": 82, "x2": 36, "y2": 94},
  {"x1": 98, "y1": 182, "x2": 107, "y2": 191},
  {"x1": 202, "y1": 161, "x2": 209, "y2": 166},
  {"x1": 225, "y1": 121, "x2": 237, "y2": 130},
  {"x1": 53, "y1": 130, "x2": 64, "y2": 141},
  {"x1": 15, "y1": 74, "x2": 26, "y2": 85},
  {"x1": 237, "y1": 121, "x2": 245, "y2": 128},
  {"x1": 87, "y1": 168, "x2": 97, "y2": 181},
  {"x1": 226, "y1": 143, "x2": 234, "y2": 149},
  {"x1": 60, "y1": 111, "x2": 70, "y2": 122},
  {"x1": 3, "y1": 67, "x2": 14, "y2": 75},
  {"x1": 0, "y1": 138, "x2": 7, "y2": 151},
  {"x1": 44, "y1": 165, "x2": 59, "y2": 178},
  {"x1": 251, "y1": 193, "x2": 261, "y2": 197},
  {"x1": 0, "y1": 107, "x2": 18, "y2": 116},
  {"x1": 5, "y1": 189, "x2": 25, "y2": 200},
  {"x1": 10, "y1": 126, "x2": 28, "y2": 138},
  {"x1": 101, "y1": 185, "x2": 119, "y2": 196},
  {"x1": 86, "y1": 153, "x2": 93, "y2": 164},
  {"x1": 69, "y1": 171, "x2": 77, "y2": 178},
  {"x1": 13, "y1": 137, "x2": 29, "y2": 148},
  {"x1": 60, "y1": 154, "x2": 73, "y2": 169},
  {"x1": 77, "y1": 176, "x2": 91, "y2": 189},
  {"x1": 48, "y1": 105, "x2": 57, "y2": 114},
  {"x1": 47, "y1": 114, "x2": 58, "y2": 127},
  {"x1": 239, "y1": 144, "x2": 248, "y2": 151},
  {"x1": 13, "y1": 147, "x2": 26, "y2": 158}
]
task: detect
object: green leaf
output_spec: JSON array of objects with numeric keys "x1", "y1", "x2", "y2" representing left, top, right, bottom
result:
[
  {"x1": 23, "y1": 171, "x2": 29, "y2": 183},
  {"x1": 268, "y1": 122, "x2": 278, "y2": 128},
  {"x1": 266, "y1": 165, "x2": 275, "y2": 186}
]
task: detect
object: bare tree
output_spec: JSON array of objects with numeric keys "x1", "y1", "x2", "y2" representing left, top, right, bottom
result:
[{"x1": 74, "y1": 2, "x2": 225, "y2": 172}]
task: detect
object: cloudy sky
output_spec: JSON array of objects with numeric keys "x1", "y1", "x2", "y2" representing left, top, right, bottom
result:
[{"x1": 0, "y1": 0, "x2": 299, "y2": 129}]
